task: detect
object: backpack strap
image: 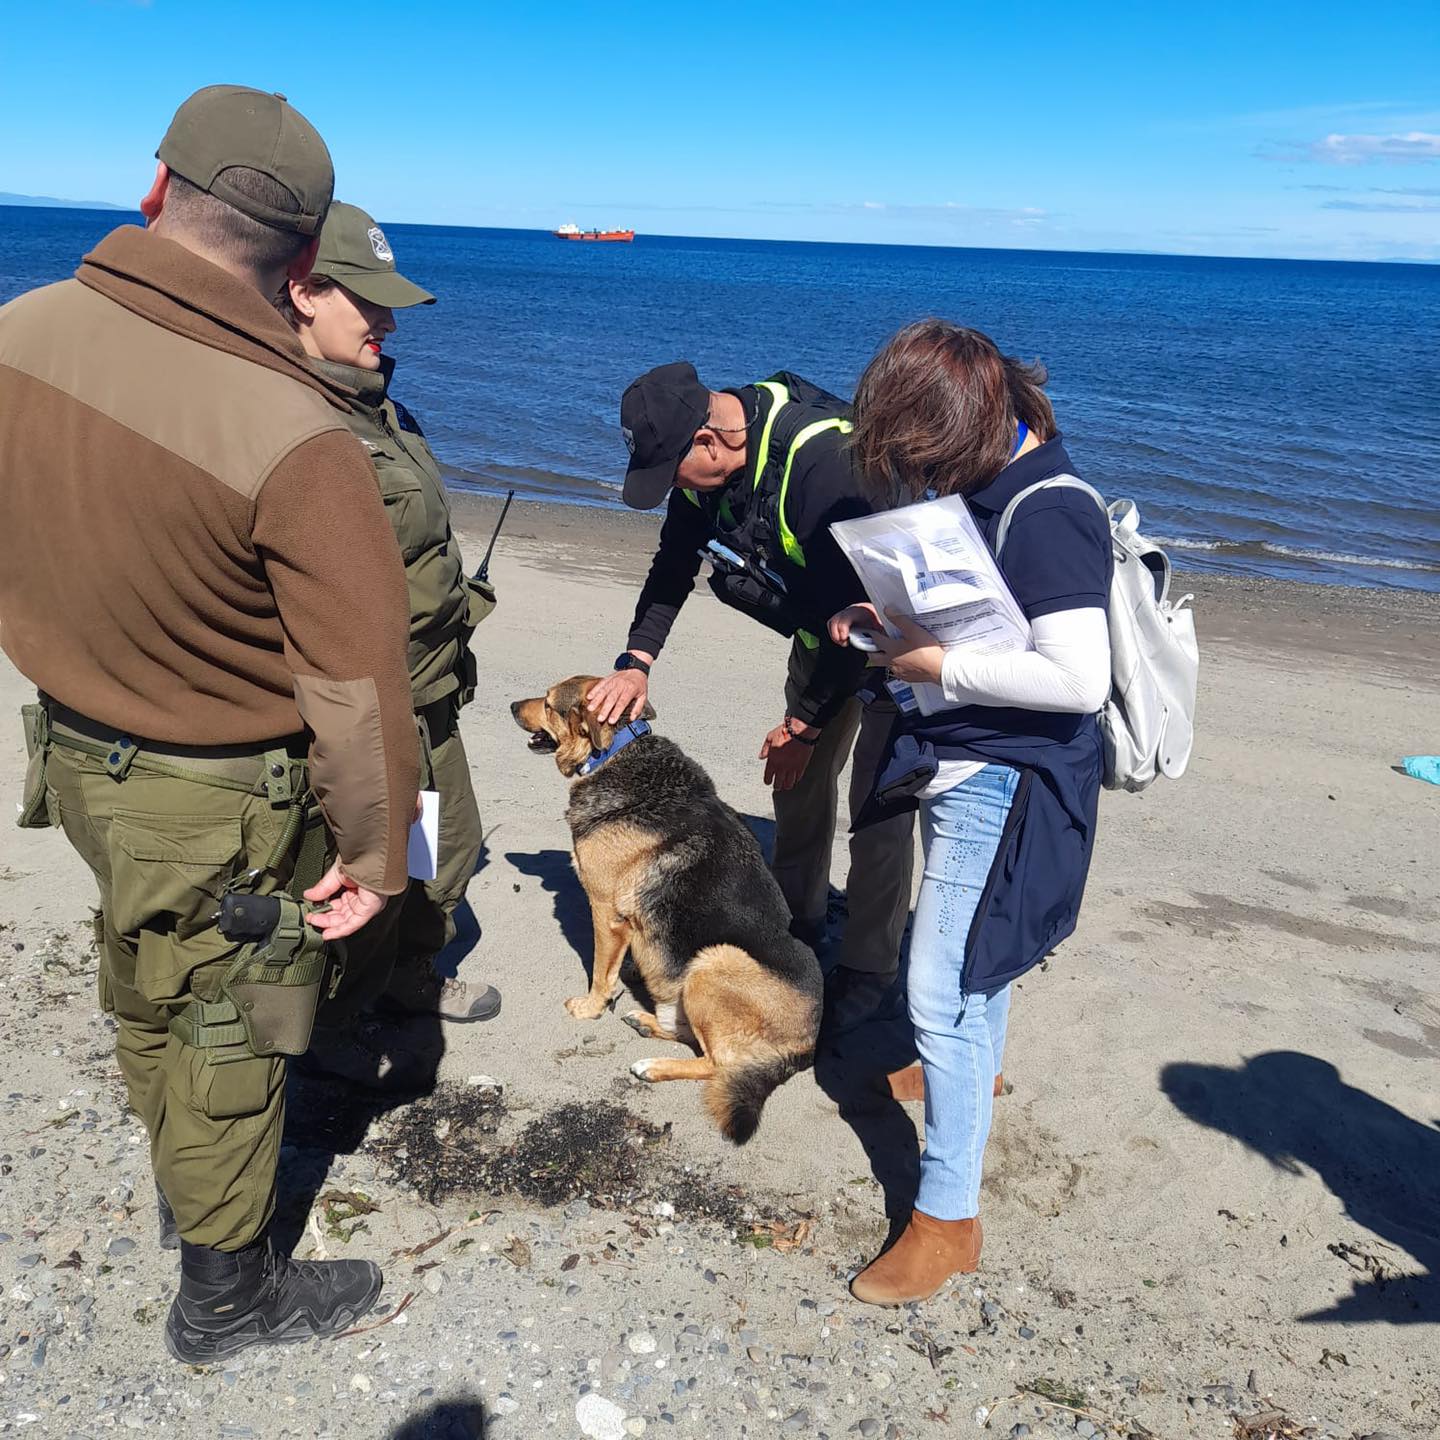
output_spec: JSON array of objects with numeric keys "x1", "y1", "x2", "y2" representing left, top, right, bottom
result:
[{"x1": 994, "y1": 474, "x2": 1109, "y2": 554}]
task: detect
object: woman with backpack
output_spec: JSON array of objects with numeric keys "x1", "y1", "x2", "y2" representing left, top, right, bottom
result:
[{"x1": 829, "y1": 319, "x2": 1114, "y2": 1306}]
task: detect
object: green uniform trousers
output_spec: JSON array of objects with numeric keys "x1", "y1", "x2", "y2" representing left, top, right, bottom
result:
[
  {"x1": 45, "y1": 739, "x2": 301, "y2": 1251},
  {"x1": 324, "y1": 698, "x2": 483, "y2": 1021},
  {"x1": 772, "y1": 637, "x2": 917, "y2": 975}
]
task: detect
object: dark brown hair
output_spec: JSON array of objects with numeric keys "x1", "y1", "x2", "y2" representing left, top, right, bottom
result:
[
  {"x1": 164, "y1": 170, "x2": 311, "y2": 273},
  {"x1": 273, "y1": 272, "x2": 334, "y2": 326},
  {"x1": 851, "y1": 319, "x2": 1056, "y2": 505}
]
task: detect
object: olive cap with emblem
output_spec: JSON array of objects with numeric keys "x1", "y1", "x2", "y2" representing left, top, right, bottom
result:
[
  {"x1": 311, "y1": 203, "x2": 435, "y2": 308},
  {"x1": 620, "y1": 361, "x2": 712, "y2": 509},
  {"x1": 157, "y1": 85, "x2": 333, "y2": 236}
]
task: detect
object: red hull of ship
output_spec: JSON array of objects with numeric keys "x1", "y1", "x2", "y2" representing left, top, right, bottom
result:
[{"x1": 554, "y1": 229, "x2": 634, "y2": 242}]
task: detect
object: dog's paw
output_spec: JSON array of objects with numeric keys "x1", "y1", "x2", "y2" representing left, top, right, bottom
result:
[
  {"x1": 564, "y1": 995, "x2": 604, "y2": 1020},
  {"x1": 629, "y1": 1058, "x2": 658, "y2": 1084},
  {"x1": 621, "y1": 1011, "x2": 653, "y2": 1036}
]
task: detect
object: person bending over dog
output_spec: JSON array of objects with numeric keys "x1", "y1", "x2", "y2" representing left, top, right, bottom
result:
[
  {"x1": 588, "y1": 363, "x2": 917, "y2": 1033},
  {"x1": 512, "y1": 677, "x2": 822, "y2": 1143},
  {"x1": 831, "y1": 321, "x2": 1112, "y2": 1306}
]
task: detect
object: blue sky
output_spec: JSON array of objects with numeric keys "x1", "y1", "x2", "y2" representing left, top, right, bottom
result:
[{"x1": 2, "y1": 1, "x2": 1437, "y2": 260}]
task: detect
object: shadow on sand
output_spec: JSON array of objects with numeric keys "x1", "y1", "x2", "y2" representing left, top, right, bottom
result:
[
  {"x1": 272, "y1": 1011, "x2": 445, "y2": 1256},
  {"x1": 431, "y1": 835, "x2": 490, "y2": 980},
  {"x1": 388, "y1": 1393, "x2": 486, "y2": 1439},
  {"x1": 812, "y1": 972, "x2": 922, "y2": 1246},
  {"x1": 504, "y1": 847, "x2": 592, "y2": 980},
  {"x1": 1161, "y1": 1050, "x2": 1440, "y2": 1324}
]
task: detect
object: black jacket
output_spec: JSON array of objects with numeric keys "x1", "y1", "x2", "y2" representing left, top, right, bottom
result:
[{"x1": 625, "y1": 385, "x2": 871, "y2": 726}]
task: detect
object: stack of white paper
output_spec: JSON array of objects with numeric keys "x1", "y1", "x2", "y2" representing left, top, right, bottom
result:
[{"x1": 831, "y1": 495, "x2": 1033, "y2": 715}]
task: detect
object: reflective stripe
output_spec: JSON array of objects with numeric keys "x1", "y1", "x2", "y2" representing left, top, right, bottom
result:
[
  {"x1": 685, "y1": 383, "x2": 852, "y2": 576},
  {"x1": 750, "y1": 380, "x2": 789, "y2": 491},
  {"x1": 796, "y1": 627, "x2": 820, "y2": 649},
  {"x1": 776, "y1": 417, "x2": 854, "y2": 567}
]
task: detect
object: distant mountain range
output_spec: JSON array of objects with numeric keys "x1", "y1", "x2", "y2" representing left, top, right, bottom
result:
[{"x1": 1, "y1": 192, "x2": 126, "y2": 210}]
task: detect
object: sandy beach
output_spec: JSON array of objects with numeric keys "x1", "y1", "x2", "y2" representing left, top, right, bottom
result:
[{"x1": 1, "y1": 492, "x2": 1438, "y2": 1440}]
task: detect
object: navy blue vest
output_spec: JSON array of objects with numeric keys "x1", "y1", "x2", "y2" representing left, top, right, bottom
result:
[{"x1": 856, "y1": 438, "x2": 1108, "y2": 994}]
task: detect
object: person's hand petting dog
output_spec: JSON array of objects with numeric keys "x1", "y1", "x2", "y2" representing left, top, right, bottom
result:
[{"x1": 828, "y1": 602, "x2": 945, "y2": 686}]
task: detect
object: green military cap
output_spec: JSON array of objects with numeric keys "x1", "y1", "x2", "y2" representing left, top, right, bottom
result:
[
  {"x1": 157, "y1": 85, "x2": 333, "y2": 236},
  {"x1": 311, "y1": 202, "x2": 436, "y2": 308}
]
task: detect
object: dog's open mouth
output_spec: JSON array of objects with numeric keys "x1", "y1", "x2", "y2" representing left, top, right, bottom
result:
[{"x1": 526, "y1": 731, "x2": 558, "y2": 754}]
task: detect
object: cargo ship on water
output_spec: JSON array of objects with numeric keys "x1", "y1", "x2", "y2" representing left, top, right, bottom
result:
[{"x1": 553, "y1": 221, "x2": 634, "y2": 243}]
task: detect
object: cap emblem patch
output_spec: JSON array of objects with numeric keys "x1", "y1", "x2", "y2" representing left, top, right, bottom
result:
[
  {"x1": 368, "y1": 226, "x2": 394, "y2": 262},
  {"x1": 621, "y1": 425, "x2": 637, "y2": 455}
]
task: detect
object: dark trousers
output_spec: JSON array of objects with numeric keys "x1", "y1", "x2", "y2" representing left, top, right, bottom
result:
[{"x1": 771, "y1": 638, "x2": 916, "y2": 976}]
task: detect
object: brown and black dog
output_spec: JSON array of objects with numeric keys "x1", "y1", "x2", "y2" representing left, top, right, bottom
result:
[{"x1": 511, "y1": 677, "x2": 822, "y2": 1143}]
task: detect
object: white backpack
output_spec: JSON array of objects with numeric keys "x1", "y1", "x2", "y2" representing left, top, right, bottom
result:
[{"x1": 996, "y1": 477, "x2": 1199, "y2": 793}]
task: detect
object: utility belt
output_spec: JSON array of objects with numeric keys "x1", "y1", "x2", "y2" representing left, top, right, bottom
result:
[
  {"x1": 700, "y1": 540, "x2": 820, "y2": 650},
  {"x1": 19, "y1": 697, "x2": 336, "y2": 1061}
]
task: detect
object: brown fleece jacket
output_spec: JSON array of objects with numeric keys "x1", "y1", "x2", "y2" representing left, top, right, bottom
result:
[{"x1": 0, "y1": 227, "x2": 419, "y2": 895}]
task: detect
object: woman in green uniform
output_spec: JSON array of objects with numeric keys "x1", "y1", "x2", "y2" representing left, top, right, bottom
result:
[{"x1": 282, "y1": 202, "x2": 499, "y2": 1088}]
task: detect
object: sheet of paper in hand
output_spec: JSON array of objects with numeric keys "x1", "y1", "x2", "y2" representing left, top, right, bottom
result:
[
  {"x1": 407, "y1": 790, "x2": 440, "y2": 881},
  {"x1": 831, "y1": 495, "x2": 1033, "y2": 716}
]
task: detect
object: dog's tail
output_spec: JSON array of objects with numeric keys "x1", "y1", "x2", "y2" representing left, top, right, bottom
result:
[{"x1": 706, "y1": 1048, "x2": 814, "y2": 1146}]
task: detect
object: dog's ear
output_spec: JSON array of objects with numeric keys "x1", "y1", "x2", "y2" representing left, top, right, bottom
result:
[
  {"x1": 579, "y1": 704, "x2": 617, "y2": 757},
  {"x1": 639, "y1": 700, "x2": 656, "y2": 722},
  {"x1": 554, "y1": 701, "x2": 595, "y2": 777}
]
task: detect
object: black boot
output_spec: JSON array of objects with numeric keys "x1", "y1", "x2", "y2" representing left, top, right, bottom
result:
[
  {"x1": 156, "y1": 1184, "x2": 179, "y2": 1251},
  {"x1": 164, "y1": 1233, "x2": 382, "y2": 1364}
]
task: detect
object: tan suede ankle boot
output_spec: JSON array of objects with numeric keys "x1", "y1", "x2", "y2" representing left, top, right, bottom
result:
[
  {"x1": 885, "y1": 1066, "x2": 1005, "y2": 1102},
  {"x1": 850, "y1": 1209, "x2": 983, "y2": 1305}
]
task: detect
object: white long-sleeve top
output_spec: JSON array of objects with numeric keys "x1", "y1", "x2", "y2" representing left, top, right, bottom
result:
[{"x1": 918, "y1": 606, "x2": 1111, "y2": 799}]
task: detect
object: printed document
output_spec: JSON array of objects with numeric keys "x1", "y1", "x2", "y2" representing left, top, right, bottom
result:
[
  {"x1": 831, "y1": 495, "x2": 1032, "y2": 716},
  {"x1": 407, "y1": 790, "x2": 440, "y2": 881}
]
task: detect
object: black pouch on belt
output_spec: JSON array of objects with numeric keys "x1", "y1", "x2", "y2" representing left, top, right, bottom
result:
[
  {"x1": 17, "y1": 702, "x2": 52, "y2": 830},
  {"x1": 706, "y1": 568, "x2": 804, "y2": 639}
]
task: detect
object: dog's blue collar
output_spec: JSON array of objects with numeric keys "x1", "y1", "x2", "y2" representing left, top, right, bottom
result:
[{"x1": 577, "y1": 718, "x2": 652, "y2": 777}]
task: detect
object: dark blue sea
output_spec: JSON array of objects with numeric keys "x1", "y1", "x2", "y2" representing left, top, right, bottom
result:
[{"x1": 5, "y1": 204, "x2": 1438, "y2": 592}]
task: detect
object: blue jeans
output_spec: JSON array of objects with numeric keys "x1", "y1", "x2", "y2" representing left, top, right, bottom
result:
[{"x1": 909, "y1": 764, "x2": 1020, "y2": 1221}]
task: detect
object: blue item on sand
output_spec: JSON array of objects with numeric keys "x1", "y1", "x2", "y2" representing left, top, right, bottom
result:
[{"x1": 1401, "y1": 755, "x2": 1440, "y2": 785}]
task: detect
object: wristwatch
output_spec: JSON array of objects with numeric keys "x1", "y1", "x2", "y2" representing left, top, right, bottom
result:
[{"x1": 613, "y1": 652, "x2": 651, "y2": 677}]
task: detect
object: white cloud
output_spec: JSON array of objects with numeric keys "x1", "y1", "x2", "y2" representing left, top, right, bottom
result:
[
  {"x1": 1322, "y1": 197, "x2": 1440, "y2": 213},
  {"x1": 1265, "y1": 131, "x2": 1440, "y2": 165}
]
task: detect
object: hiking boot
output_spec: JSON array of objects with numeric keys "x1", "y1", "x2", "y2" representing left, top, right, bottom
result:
[
  {"x1": 382, "y1": 956, "x2": 501, "y2": 1024},
  {"x1": 300, "y1": 1021, "x2": 436, "y2": 1093},
  {"x1": 821, "y1": 965, "x2": 903, "y2": 1036},
  {"x1": 849, "y1": 1209, "x2": 983, "y2": 1306},
  {"x1": 164, "y1": 1233, "x2": 382, "y2": 1364},
  {"x1": 157, "y1": 1183, "x2": 179, "y2": 1251}
]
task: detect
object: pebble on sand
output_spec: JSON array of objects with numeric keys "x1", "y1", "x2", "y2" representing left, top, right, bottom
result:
[{"x1": 576, "y1": 1392, "x2": 628, "y2": 1440}]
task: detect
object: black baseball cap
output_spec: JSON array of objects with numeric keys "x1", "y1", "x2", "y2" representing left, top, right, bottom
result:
[{"x1": 620, "y1": 361, "x2": 711, "y2": 510}]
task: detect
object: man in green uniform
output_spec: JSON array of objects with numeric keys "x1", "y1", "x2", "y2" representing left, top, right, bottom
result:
[
  {"x1": 0, "y1": 87, "x2": 420, "y2": 1361},
  {"x1": 281, "y1": 203, "x2": 500, "y2": 1089}
]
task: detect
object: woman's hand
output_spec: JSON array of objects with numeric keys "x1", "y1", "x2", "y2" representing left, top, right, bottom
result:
[
  {"x1": 875, "y1": 611, "x2": 945, "y2": 686},
  {"x1": 828, "y1": 602, "x2": 883, "y2": 645}
]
